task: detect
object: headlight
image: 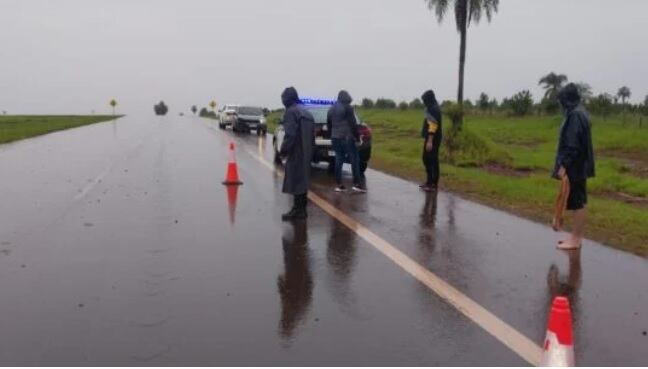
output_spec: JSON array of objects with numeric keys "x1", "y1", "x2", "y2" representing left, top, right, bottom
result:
[{"x1": 259, "y1": 118, "x2": 267, "y2": 125}]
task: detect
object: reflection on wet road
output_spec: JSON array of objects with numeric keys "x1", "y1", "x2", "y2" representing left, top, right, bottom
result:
[
  {"x1": 278, "y1": 221, "x2": 313, "y2": 342},
  {"x1": 0, "y1": 115, "x2": 646, "y2": 365}
]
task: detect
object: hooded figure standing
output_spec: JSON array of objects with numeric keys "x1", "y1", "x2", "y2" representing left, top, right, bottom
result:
[
  {"x1": 420, "y1": 90, "x2": 443, "y2": 191},
  {"x1": 327, "y1": 90, "x2": 365, "y2": 193},
  {"x1": 279, "y1": 87, "x2": 315, "y2": 221},
  {"x1": 553, "y1": 83, "x2": 595, "y2": 250}
]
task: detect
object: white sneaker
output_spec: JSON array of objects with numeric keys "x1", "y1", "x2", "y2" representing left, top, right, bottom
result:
[
  {"x1": 334, "y1": 185, "x2": 346, "y2": 193},
  {"x1": 352, "y1": 185, "x2": 367, "y2": 193}
]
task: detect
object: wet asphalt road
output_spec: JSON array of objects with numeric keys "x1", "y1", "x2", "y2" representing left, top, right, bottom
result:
[{"x1": 0, "y1": 115, "x2": 646, "y2": 365}]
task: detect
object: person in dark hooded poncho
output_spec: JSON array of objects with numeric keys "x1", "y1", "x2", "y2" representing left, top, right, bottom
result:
[
  {"x1": 279, "y1": 87, "x2": 315, "y2": 221},
  {"x1": 327, "y1": 90, "x2": 365, "y2": 193},
  {"x1": 420, "y1": 90, "x2": 443, "y2": 191},
  {"x1": 553, "y1": 83, "x2": 595, "y2": 250}
]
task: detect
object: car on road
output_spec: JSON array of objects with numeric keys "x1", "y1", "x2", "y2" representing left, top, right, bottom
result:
[
  {"x1": 218, "y1": 104, "x2": 240, "y2": 129},
  {"x1": 272, "y1": 99, "x2": 372, "y2": 173},
  {"x1": 231, "y1": 106, "x2": 268, "y2": 135}
]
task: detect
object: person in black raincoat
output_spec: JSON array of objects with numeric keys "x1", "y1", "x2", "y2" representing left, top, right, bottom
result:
[
  {"x1": 420, "y1": 90, "x2": 443, "y2": 192},
  {"x1": 279, "y1": 87, "x2": 315, "y2": 221},
  {"x1": 552, "y1": 83, "x2": 595, "y2": 250}
]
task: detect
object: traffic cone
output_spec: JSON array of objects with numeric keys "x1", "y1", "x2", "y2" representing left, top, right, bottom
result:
[
  {"x1": 222, "y1": 142, "x2": 243, "y2": 185},
  {"x1": 226, "y1": 185, "x2": 239, "y2": 225},
  {"x1": 541, "y1": 296, "x2": 575, "y2": 367}
]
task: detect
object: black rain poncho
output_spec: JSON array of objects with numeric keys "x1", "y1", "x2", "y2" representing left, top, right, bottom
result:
[
  {"x1": 553, "y1": 85, "x2": 595, "y2": 181},
  {"x1": 279, "y1": 87, "x2": 315, "y2": 195}
]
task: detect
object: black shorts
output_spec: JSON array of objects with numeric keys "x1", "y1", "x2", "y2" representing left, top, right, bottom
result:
[{"x1": 567, "y1": 179, "x2": 587, "y2": 210}]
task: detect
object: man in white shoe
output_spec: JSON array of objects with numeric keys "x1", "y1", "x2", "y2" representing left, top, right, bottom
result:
[{"x1": 327, "y1": 90, "x2": 366, "y2": 193}]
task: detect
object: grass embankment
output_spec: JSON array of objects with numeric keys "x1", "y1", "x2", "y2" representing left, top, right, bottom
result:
[
  {"x1": 359, "y1": 109, "x2": 648, "y2": 256},
  {"x1": 0, "y1": 115, "x2": 121, "y2": 144}
]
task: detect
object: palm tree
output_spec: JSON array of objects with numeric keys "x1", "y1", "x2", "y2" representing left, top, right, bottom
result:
[
  {"x1": 425, "y1": 0, "x2": 499, "y2": 130},
  {"x1": 538, "y1": 72, "x2": 568, "y2": 100},
  {"x1": 109, "y1": 99, "x2": 117, "y2": 115},
  {"x1": 617, "y1": 86, "x2": 631, "y2": 104}
]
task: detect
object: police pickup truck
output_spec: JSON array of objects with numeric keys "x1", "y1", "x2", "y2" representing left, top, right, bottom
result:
[{"x1": 272, "y1": 99, "x2": 372, "y2": 173}]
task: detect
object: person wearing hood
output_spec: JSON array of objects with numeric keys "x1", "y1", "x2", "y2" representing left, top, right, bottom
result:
[
  {"x1": 326, "y1": 90, "x2": 365, "y2": 193},
  {"x1": 279, "y1": 87, "x2": 315, "y2": 221},
  {"x1": 553, "y1": 83, "x2": 595, "y2": 250},
  {"x1": 420, "y1": 90, "x2": 443, "y2": 192}
]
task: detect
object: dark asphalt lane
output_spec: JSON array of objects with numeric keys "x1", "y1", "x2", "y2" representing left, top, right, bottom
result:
[{"x1": 0, "y1": 115, "x2": 645, "y2": 365}]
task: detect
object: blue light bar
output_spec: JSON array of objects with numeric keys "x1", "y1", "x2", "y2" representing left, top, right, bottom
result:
[{"x1": 300, "y1": 98, "x2": 337, "y2": 105}]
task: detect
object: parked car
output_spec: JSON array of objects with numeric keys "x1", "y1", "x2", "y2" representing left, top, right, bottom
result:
[
  {"x1": 272, "y1": 100, "x2": 372, "y2": 173},
  {"x1": 218, "y1": 104, "x2": 240, "y2": 129},
  {"x1": 232, "y1": 106, "x2": 268, "y2": 135}
]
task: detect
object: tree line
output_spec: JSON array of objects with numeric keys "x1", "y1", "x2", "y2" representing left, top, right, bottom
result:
[{"x1": 358, "y1": 72, "x2": 647, "y2": 119}]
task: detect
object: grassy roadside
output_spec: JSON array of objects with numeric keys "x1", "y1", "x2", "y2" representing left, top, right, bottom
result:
[
  {"x1": 360, "y1": 109, "x2": 648, "y2": 257},
  {"x1": 0, "y1": 115, "x2": 121, "y2": 144}
]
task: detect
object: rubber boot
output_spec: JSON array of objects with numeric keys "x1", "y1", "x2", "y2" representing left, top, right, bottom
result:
[
  {"x1": 293, "y1": 194, "x2": 308, "y2": 219},
  {"x1": 281, "y1": 197, "x2": 298, "y2": 221},
  {"x1": 282, "y1": 194, "x2": 307, "y2": 221},
  {"x1": 281, "y1": 206, "x2": 297, "y2": 222}
]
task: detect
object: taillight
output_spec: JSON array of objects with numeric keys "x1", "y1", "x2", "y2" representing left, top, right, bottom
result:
[{"x1": 358, "y1": 126, "x2": 372, "y2": 138}]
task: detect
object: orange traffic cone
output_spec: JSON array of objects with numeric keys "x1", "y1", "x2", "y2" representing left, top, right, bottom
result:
[
  {"x1": 541, "y1": 296, "x2": 575, "y2": 367},
  {"x1": 226, "y1": 185, "x2": 239, "y2": 225},
  {"x1": 222, "y1": 142, "x2": 243, "y2": 185}
]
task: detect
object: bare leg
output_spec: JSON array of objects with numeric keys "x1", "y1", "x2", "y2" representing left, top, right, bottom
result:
[{"x1": 558, "y1": 207, "x2": 586, "y2": 250}]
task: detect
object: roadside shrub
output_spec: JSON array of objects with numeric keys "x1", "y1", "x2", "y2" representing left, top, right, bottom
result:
[
  {"x1": 199, "y1": 107, "x2": 217, "y2": 118},
  {"x1": 478, "y1": 93, "x2": 490, "y2": 112},
  {"x1": 375, "y1": 98, "x2": 397, "y2": 109},
  {"x1": 154, "y1": 101, "x2": 169, "y2": 116},
  {"x1": 540, "y1": 97, "x2": 560, "y2": 115},
  {"x1": 440, "y1": 127, "x2": 512, "y2": 167},
  {"x1": 409, "y1": 98, "x2": 424, "y2": 109},
  {"x1": 443, "y1": 101, "x2": 464, "y2": 130},
  {"x1": 588, "y1": 93, "x2": 614, "y2": 118},
  {"x1": 361, "y1": 98, "x2": 375, "y2": 109},
  {"x1": 508, "y1": 90, "x2": 534, "y2": 116},
  {"x1": 398, "y1": 101, "x2": 409, "y2": 110},
  {"x1": 489, "y1": 98, "x2": 499, "y2": 112}
]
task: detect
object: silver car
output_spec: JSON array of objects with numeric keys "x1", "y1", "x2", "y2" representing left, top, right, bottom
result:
[{"x1": 218, "y1": 104, "x2": 240, "y2": 129}]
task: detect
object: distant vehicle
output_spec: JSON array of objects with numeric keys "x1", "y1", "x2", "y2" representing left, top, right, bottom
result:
[
  {"x1": 232, "y1": 106, "x2": 268, "y2": 135},
  {"x1": 218, "y1": 104, "x2": 240, "y2": 129},
  {"x1": 273, "y1": 99, "x2": 372, "y2": 173}
]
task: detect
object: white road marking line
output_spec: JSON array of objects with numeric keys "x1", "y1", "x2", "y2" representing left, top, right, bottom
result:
[
  {"x1": 245, "y1": 146, "x2": 543, "y2": 366},
  {"x1": 74, "y1": 164, "x2": 113, "y2": 201}
]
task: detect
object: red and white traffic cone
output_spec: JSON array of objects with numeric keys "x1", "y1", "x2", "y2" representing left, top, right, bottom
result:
[
  {"x1": 541, "y1": 296, "x2": 575, "y2": 367},
  {"x1": 222, "y1": 142, "x2": 243, "y2": 186}
]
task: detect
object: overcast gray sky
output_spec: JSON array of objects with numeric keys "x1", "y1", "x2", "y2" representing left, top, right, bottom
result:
[{"x1": 1, "y1": 0, "x2": 646, "y2": 114}]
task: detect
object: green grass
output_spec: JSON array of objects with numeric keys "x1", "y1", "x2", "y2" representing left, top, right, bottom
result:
[
  {"x1": 359, "y1": 109, "x2": 648, "y2": 256},
  {"x1": 0, "y1": 115, "x2": 121, "y2": 144}
]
